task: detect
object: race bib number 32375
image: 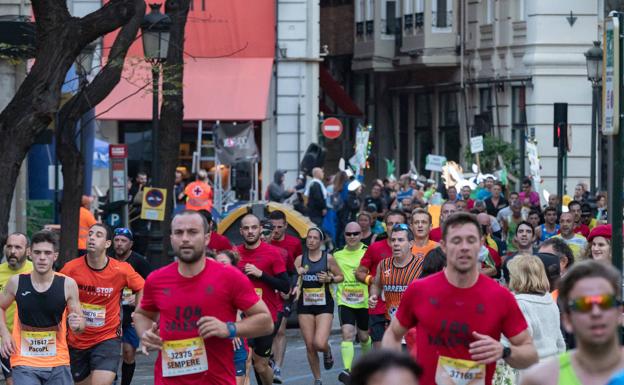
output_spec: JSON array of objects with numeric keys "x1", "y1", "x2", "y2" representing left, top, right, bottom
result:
[{"x1": 162, "y1": 337, "x2": 208, "y2": 377}]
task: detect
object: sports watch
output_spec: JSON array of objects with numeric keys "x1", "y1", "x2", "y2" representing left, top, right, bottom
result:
[{"x1": 226, "y1": 322, "x2": 237, "y2": 339}]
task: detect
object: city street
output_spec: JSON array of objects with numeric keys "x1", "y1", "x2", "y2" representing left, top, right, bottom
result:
[{"x1": 131, "y1": 331, "x2": 351, "y2": 385}]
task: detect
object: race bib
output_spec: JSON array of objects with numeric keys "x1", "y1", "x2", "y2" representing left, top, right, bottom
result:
[
  {"x1": 162, "y1": 337, "x2": 209, "y2": 377},
  {"x1": 341, "y1": 286, "x2": 365, "y2": 305},
  {"x1": 82, "y1": 303, "x2": 106, "y2": 327},
  {"x1": 303, "y1": 288, "x2": 326, "y2": 306},
  {"x1": 255, "y1": 288, "x2": 263, "y2": 299},
  {"x1": 20, "y1": 331, "x2": 56, "y2": 357},
  {"x1": 122, "y1": 288, "x2": 134, "y2": 306},
  {"x1": 435, "y1": 356, "x2": 486, "y2": 385}
]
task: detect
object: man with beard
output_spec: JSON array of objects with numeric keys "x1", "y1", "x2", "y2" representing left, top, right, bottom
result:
[
  {"x1": 111, "y1": 228, "x2": 152, "y2": 385},
  {"x1": 134, "y1": 210, "x2": 273, "y2": 385},
  {"x1": 0, "y1": 231, "x2": 84, "y2": 385},
  {"x1": 268, "y1": 210, "x2": 301, "y2": 383},
  {"x1": 382, "y1": 212, "x2": 538, "y2": 385},
  {"x1": 0, "y1": 233, "x2": 33, "y2": 385},
  {"x1": 522, "y1": 261, "x2": 624, "y2": 385},
  {"x1": 61, "y1": 224, "x2": 145, "y2": 385},
  {"x1": 236, "y1": 214, "x2": 290, "y2": 385}
]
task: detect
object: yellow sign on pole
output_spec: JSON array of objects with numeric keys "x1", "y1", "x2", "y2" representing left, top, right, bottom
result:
[{"x1": 140, "y1": 187, "x2": 167, "y2": 221}]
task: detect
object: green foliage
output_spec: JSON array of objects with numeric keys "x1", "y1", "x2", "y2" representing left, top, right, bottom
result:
[{"x1": 464, "y1": 136, "x2": 519, "y2": 176}]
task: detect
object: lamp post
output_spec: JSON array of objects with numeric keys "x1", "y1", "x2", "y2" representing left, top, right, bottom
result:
[
  {"x1": 585, "y1": 40, "x2": 603, "y2": 195},
  {"x1": 141, "y1": 3, "x2": 171, "y2": 187}
]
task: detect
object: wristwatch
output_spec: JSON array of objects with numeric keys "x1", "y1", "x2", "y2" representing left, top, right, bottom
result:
[
  {"x1": 502, "y1": 346, "x2": 511, "y2": 360},
  {"x1": 226, "y1": 322, "x2": 237, "y2": 339}
]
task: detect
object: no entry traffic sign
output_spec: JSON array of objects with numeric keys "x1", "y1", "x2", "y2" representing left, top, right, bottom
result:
[{"x1": 321, "y1": 117, "x2": 343, "y2": 139}]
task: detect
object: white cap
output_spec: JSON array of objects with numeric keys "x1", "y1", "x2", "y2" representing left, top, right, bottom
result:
[{"x1": 348, "y1": 180, "x2": 362, "y2": 192}]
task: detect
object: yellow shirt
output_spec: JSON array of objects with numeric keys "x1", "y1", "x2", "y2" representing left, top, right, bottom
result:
[{"x1": 0, "y1": 261, "x2": 33, "y2": 332}]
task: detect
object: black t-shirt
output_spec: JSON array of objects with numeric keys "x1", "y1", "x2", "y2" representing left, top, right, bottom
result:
[
  {"x1": 363, "y1": 196, "x2": 385, "y2": 214},
  {"x1": 120, "y1": 251, "x2": 152, "y2": 327}
]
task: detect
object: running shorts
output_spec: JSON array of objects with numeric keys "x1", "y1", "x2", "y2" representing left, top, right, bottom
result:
[{"x1": 69, "y1": 338, "x2": 121, "y2": 382}]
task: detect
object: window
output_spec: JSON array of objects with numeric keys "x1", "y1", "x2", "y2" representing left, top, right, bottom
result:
[
  {"x1": 382, "y1": 0, "x2": 399, "y2": 35},
  {"x1": 356, "y1": 0, "x2": 365, "y2": 35},
  {"x1": 512, "y1": 86, "x2": 527, "y2": 174},
  {"x1": 415, "y1": 94, "x2": 433, "y2": 169},
  {"x1": 440, "y1": 92, "x2": 458, "y2": 127},
  {"x1": 484, "y1": 0, "x2": 494, "y2": 24},
  {"x1": 479, "y1": 87, "x2": 492, "y2": 113},
  {"x1": 432, "y1": 0, "x2": 453, "y2": 32},
  {"x1": 415, "y1": 0, "x2": 424, "y2": 26},
  {"x1": 366, "y1": 0, "x2": 374, "y2": 34},
  {"x1": 404, "y1": 0, "x2": 414, "y2": 29}
]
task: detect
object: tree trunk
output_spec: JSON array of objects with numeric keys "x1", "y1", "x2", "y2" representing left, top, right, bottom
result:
[
  {"x1": 0, "y1": 0, "x2": 141, "y2": 248},
  {"x1": 56, "y1": 124, "x2": 84, "y2": 263},
  {"x1": 156, "y1": 0, "x2": 191, "y2": 267}
]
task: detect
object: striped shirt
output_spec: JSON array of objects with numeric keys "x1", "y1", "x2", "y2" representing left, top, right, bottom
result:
[{"x1": 378, "y1": 255, "x2": 424, "y2": 320}]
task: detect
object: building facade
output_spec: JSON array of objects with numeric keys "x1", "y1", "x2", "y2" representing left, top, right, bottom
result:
[{"x1": 346, "y1": 0, "x2": 604, "y2": 196}]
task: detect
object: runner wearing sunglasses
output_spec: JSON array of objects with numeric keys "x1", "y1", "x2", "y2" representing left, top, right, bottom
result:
[
  {"x1": 333, "y1": 222, "x2": 372, "y2": 383},
  {"x1": 521, "y1": 260, "x2": 624, "y2": 385}
]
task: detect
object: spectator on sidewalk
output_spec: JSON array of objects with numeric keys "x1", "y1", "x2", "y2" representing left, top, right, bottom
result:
[
  {"x1": 306, "y1": 167, "x2": 328, "y2": 227},
  {"x1": 267, "y1": 169, "x2": 295, "y2": 203}
]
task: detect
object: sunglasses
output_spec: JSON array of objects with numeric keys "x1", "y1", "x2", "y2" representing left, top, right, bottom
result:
[
  {"x1": 568, "y1": 294, "x2": 619, "y2": 313},
  {"x1": 392, "y1": 223, "x2": 410, "y2": 232},
  {"x1": 261, "y1": 230, "x2": 273, "y2": 236},
  {"x1": 345, "y1": 232, "x2": 361, "y2": 237}
]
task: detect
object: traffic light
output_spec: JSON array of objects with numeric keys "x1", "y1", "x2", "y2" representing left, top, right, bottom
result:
[{"x1": 553, "y1": 103, "x2": 568, "y2": 148}]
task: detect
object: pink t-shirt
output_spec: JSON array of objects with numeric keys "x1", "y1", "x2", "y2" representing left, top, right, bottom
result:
[
  {"x1": 140, "y1": 259, "x2": 259, "y2": 385},
  {"x1": 396, "y1": 272, "x2": 528, "y2": 385}
]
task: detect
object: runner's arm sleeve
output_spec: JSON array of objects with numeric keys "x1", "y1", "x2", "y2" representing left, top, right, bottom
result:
[{"x1": 259, "y1": 271, "x2": 290, "y2": 293}]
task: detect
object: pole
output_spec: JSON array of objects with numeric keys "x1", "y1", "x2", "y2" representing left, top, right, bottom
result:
[
  {"x1": 151, "y1": 63, "x2": 160, "y2": 186},
  {"x1": 590, "y1": 83, "x2": 598, "y2": 195},
  {"x1": 557, "y1": 124, "x2": 564, "y2": 213},
  {"x1": 612, "y1": 13, "x2": 623, "y2": 274}
]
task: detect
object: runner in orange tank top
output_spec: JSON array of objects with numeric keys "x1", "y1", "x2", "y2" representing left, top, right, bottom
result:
[
  {"x1": 369, "y1": 224, "x2": 423, "y2": 321},
  {"x1": 0, "y1": 231, "x2": 85, "y2": 385}
]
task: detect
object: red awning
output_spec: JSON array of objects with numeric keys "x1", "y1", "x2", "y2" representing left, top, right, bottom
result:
[
  {"x1": 96, "y1": 57, "x2": 273, "y2": 121},
  {"x1": 319, "y1": 65, "x2": 363, "y2": 116}
]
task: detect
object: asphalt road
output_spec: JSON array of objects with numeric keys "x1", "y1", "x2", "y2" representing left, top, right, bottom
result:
[{"x1": 130, "y1": 330, "x2": 355, "y2": 385}]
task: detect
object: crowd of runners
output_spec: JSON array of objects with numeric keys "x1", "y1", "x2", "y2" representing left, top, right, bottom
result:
[{"x1": 0, "y1": 191, "x2": 623, "y2": 385}]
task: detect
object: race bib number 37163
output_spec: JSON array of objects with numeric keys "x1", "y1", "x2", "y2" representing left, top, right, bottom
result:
[{"x1": 435, "y1": 355, "x2": 486, "y2": 385}]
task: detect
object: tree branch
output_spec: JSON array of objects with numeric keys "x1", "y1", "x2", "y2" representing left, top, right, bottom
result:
[
  {"x1": 77, "y1": 0, "x2": 138, "y2": 46},
  {"x1": 59, "y1": 0, "x2": 145, "y2": 122}
]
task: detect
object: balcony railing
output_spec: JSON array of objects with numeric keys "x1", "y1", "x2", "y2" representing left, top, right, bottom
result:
[
  {"x1": 415, "y1": 12, "x2": 424, "y2": 27},
  {"x1": 431, "y1": 10, "x2": 453, "y2": 30},
  {"x1": 366, "y1": 20, "x2": 374, "y2": 35},
  {"x1": 404, "y1": 14, "x2": 413, "y2": 30}
]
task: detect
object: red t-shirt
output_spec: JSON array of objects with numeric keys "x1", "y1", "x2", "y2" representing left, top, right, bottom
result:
[
  {"x1": 140, "y1": 259, "x2": 259, "y2": 385},
  {"x1": 573, "y1": 224, "x2": 590, "y2": 238},
  {"x1": 271, "y1": 234, "x2": 302, "y2": 273},
  {"x1": 429, "y1": 227, "x2": 442, "y2": 243},
  {"x1": 359, "y1": 239, "x2": 392, "y2": 315},
  {"x1": 236, "y1": 242, "x2": 286, "y2": 322},
  {"x1": 208, "y1": 232, "x2": 233, "y2": 252},
  {"x1": 396, "y1": 272, "x2": 528, "y2": 385}
]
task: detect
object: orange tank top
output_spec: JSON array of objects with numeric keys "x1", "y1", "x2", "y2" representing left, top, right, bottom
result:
[
  {"x1": 11, "y1": 273, "x2": 69, "y2": 368},
  {"x1": 379, "y1": 255, "x2": 423, "y2": 320}
]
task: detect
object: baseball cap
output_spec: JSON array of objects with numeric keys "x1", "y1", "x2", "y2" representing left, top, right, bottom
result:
[{"x1": 113, "y1": 227, "x2": 133, "y2": 241}]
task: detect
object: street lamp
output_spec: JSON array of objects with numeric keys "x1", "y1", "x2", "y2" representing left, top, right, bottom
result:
[
  {"x1": 141, "y1": 3, "x2": 171, "y2": 186},
  {"x1": 584, "y1": 40, "x2": 603, "y2": 195}
]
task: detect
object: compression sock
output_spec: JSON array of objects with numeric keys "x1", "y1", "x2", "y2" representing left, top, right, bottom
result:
[
  {"x1": 360, "y1": 336, "x2": 372, "y2": 354},
  {"x1": 121, "y1": 362, "x2": 136, "y2": 385},
  {"x1": 341, "y1": 341, "x2": 355, "y2": 370}
]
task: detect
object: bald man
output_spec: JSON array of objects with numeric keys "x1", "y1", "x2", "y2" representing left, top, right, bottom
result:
[
  {"x1": 333, "y1": 222, "x2": 371, "y2": 383},
  {"x1": 306, "y1": 168, "x2": 327, "y2": 226}
]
